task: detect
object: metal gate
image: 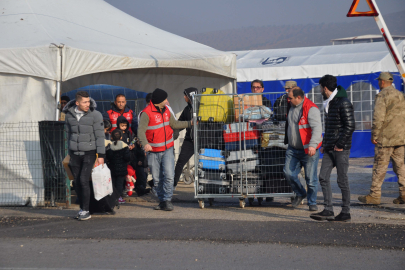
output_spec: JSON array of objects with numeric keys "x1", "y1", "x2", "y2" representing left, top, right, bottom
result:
[{"x1": 193, "y1": 90, "x2": 294, "y2": 208}]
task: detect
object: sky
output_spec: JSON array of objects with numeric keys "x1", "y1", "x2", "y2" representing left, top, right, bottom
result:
[{"x1": 105, "y1": 0, "x2": 405, "y2": 36}]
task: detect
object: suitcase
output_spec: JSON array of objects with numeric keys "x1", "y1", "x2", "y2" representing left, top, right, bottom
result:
[
  {"x1": 198, "y1": 88, "x2": 234, "y2": 123},
  {"x1": 223, "y1": 122, "x2": 260, "y2": 143},
  {"x1": 230, "y1": 172, "x2": 263, "y2": 194},
  {"x1": 224, "y1": 122, "x2": 260, "y2": 151},
  {"x1": 198, "y1": 179, "x2": 231, "y2": 194},
  {"x1": 251, "y1": 120, "x2": 286, "y2": 132},
  {"x1": 199, "y1": 148, "x2": 224, "y2": 158},
  {"x1": 197, "y1": 122, "x2": 225, "y2": 150},
  {"x1": 242, "y1": 106, "x2": 272, "y2": 121},
  {"x1": 257, "y1": 147, "x2": 286, "y2": 179},
  {"x1": 89, "y1": 181, "x2": 119, "y2": 214},
  {"x1": 261, "y1": 131, "x2": 286, "y2": 149},
  {"x1": 198, "y1": 169, "x2": 227, "y2": 181},
  {"x1": 233, "y1": 95, "x2": 262, "y2": 122},
  {"x1": 224, "y1": 139, "x2": 260, "y2": 151},
  {"x1": 224, "y1": 149, "x2": 260, "y2": 174}
]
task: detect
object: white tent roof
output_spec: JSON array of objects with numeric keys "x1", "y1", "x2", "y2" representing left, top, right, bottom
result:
[
  {"x1": 232, "y1": 41, "x2": 404, "y2": 82},
  {"x1": 0, "y1": 0, "x2": 236, "y2": 81}
]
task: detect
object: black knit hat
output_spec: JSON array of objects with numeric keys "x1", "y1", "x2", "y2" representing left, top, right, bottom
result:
[
  {"x1": 151, "y1": 88, "x2": 168, "y2": 104},
  {"x1": 184, "y1": 87, "x2": 198, "y2": 103}
]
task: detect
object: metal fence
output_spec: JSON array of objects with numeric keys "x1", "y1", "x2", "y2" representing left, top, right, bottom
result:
[
  {"x1": 0, "y1": 122, "x2": 69, "y2": 207},
  {"x1": 193, "y1": 90, "x2": 294, "y2": 208}
]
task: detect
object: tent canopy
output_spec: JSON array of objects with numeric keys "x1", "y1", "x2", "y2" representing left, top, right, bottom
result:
[
  {"x1": 0, "y1": 0, "x2": 236, "y2": 82},
  {"x1": 233, "y1": 41, "x2": 403, "y2": 83}
]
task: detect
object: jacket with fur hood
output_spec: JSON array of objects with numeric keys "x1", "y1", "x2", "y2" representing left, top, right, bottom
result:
[
  {"x1": 106, "y1": 140, "x2": 131, "y2": 176},
  {"x1": 63, "y1": 98, "x2": 105, "y2": 157}
]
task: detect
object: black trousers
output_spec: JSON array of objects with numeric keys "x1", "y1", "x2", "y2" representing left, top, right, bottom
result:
[
  {"x1": 69, "y1": 152, "x2": 97, "y2": 212},
  {"x1": 135, "y1": 167, "x2": 147, "y2": 191},
  {"x1": 112, "y1": 174, "x2": 126, "y2": 197},
  {"x1": 174, "y1": 140, "x2": 194, "y2": 187}
]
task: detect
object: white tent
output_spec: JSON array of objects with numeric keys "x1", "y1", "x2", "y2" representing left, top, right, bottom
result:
[
  {"x1": 0, "y1": 0, "x2": 236, "y2": 206},
  {"x1": 232, "y1": 40, "x2": 403, "y2": 83},
  {"x1": 232, "y1": 41, "x2": 405, "y2": 158}
]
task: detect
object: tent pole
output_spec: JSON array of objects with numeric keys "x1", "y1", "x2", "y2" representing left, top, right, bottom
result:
[
  {"x1": 55, "y1": 81, "x2": 61, "y2": 120},
  {"x1": 53, "y1": 44, "x2": 64, "y2": 121}
]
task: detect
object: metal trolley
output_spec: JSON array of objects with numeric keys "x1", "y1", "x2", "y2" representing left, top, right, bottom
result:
[{"x1": 193, "y1": 90, "x2": 294, "y2": 208}]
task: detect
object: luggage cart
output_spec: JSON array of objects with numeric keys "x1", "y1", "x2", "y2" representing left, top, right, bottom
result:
[{"x1": 193, "y1": 90, "x2": 295, "y2": 208}]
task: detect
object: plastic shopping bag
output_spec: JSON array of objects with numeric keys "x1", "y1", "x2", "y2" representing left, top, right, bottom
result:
[
  {"x1": 242, "y1": 106, "x2": 273, "y2": 121},
  {"x1": 91, "y1": 164, "x2": 113, "y2": 201}
]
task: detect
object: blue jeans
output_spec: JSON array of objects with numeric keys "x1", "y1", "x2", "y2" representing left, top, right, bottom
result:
[
  {"x1": 284, "y1": 146, "x2": 320, "y2": 205},
  {"x1": 147, "y1": 148, "x2": 175, "y2": 202}
]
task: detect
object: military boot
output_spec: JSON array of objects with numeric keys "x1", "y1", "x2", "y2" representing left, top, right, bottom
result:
[
  {"x1": 358, "y1": 195, "x2": 380, "y2": 205},
  {"x1": 393, "y1": 196, "x2": 405, "y2": 204}
]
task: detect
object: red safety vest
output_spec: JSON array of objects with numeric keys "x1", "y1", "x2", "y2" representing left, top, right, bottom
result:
[
  {"x1": 298, "y1": 98, "x2": 322, "y2": 154},
  {"x1": 107, "y1": 108, "x2": 133, "y2": 133},
  {"x1": 142, "y1": 101, "x2": 174, "y2": 152}
]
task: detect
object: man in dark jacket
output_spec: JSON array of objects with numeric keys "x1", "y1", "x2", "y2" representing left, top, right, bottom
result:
[
  {"x1": 63, "y1": 91, "x2": 105, "y2": 221},
  {"x1": 251, "y1": 79, "x2": 272, "y2": 108},
  {"x1": 310, "y1": 75, "x2": 355, "y2": 222},
  {"x1": 273, "y1": 81, "x2": 296, "y2": 121},
  {"x1": 173, "y1": 87, "x2": 197, "y2": 189}
]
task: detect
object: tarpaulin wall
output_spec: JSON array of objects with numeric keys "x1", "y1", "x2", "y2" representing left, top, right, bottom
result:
[{"x1": 236, "y1": 72, "x2": 404, "y2": 158}]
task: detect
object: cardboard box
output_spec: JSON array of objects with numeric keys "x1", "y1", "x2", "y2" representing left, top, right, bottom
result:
[{"x1": 233, "y1": 95, "x2": 263, "y2": 122}]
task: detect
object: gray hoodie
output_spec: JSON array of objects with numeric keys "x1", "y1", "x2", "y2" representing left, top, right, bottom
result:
[
  {"x1": 63, "y1": 98, "x2": 105, "y2": 157},
  {"x1": 287, "y1": 97, "x2": 322, "y2": 150}
]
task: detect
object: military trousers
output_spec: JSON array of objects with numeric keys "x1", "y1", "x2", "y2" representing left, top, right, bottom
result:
[{"x1": 370, "y1": 145, "x2": 405, "y2": 198}]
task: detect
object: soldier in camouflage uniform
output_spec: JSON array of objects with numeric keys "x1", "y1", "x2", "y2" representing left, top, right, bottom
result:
[{"x1": 358, "y1": 72, "x2": 405, "y2": 205}]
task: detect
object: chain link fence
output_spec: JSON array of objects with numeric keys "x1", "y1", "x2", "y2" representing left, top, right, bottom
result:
[{"x1": 0, "y1": 122, "x2": 69, "y2": 207}]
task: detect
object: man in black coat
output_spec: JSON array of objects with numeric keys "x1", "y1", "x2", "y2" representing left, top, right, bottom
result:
[
  {"x1": 273, "y1": 80, "x2": 296, "y2": 121},
  {"x1": 251, "y1": 79, "x2": 272, "y2": 108},
  {"x1": 173, "y1": 87, "x2": 198, "y2": 189},
  {"x1": 310, "y1": 75, "x2": 355, "y2": 222}
]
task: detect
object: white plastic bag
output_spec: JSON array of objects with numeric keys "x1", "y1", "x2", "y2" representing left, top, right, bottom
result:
[{"x1": 91, "y1": 164, "x2": 113, "y2": 201}]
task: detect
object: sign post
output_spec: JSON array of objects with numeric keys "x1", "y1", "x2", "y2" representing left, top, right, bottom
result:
[{"x1": 347, "y1": 0, "x2": 405, "y2": 84}]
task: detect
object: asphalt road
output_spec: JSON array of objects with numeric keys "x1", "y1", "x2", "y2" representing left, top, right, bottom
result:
[{"x1": 0, "y1": 214, "x2": 404, "y2": 269}]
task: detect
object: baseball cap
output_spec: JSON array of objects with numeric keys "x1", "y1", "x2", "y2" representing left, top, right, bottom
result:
[
  {"x1": 283, "y1": 81, "x2": 297, "y2": 89},
  {"x1": 376, "y1": 72, "x2": 393, "y2": 81}
]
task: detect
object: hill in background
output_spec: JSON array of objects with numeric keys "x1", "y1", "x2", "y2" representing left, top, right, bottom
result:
[{"x1": 185, "y1": 10, "x2": 405, "y2": 51}]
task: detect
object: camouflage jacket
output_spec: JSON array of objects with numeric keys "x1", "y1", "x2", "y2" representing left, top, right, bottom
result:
[{"x1": 372, "y1": 85, "x2": 405, "y2": 147}]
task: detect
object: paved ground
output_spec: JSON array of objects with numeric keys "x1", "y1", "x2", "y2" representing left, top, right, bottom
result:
[{"x1": 1, "y1": 158, "x2": 404, "y2": 269}]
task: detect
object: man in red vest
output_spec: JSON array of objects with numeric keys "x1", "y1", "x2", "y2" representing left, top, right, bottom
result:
[
  {"x1": 104, "y1": 94, "x2": 137, "y2": 135},
  {"x1": 284, "y1": 87, "x2": 323, "y2": 211},
  {"x1": 138, "y1": 88, "x2": 192, "y2": 211}
]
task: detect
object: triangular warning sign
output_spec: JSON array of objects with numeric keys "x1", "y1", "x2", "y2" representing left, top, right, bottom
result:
[{"x1": 347, "y1": 0, "x2": 379, "y2": 17}]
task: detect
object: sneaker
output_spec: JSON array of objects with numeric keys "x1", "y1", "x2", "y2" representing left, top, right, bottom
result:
[
  {"x1": 105, "y1": 210, "x2": 116, "y2": 215},
  {"x1": 162, "y1": 201, "x2": 174, "y2": 211},
  {"x1": 393, "y1": 196, "x2": 405, "y2": 204},
  {"x1": 74, "y1": 209, "x2": 83, "y2": 219},
  {"x1": 118, "y1": 197, "x2": 126, "y2": 204},
  {"x1": 78, "y1": 211, "x2": 91, "y2": 221},
  {"x1": 291, "y1": 195, "x2": 306, "y2": 208},
  {"x1": 358, "y1": 195, "x2": 380, "y2": 205},
  {"x1": 333, "y1": 212, "x2": 351, "y2": 222},
  {"x1": 309, "y1": 205, "x2": 318, "y2": 212},
  {"x1": 154, "y1": 202, "x2": 164, "y2": 210},
  {"x1": 310, "y1": 209, "x2": 335, "y2": 221}
]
